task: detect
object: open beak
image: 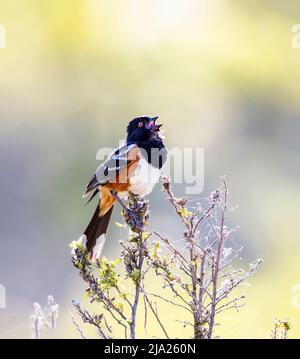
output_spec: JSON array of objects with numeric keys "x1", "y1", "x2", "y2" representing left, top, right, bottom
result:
[{"x1": 146, "y1": 116, "x2": 162, "y2": 131}]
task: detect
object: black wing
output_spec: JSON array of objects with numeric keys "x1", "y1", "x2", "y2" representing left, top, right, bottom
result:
[{"x1": 83, "y1": 143, "x2": 136, "y2": 197}]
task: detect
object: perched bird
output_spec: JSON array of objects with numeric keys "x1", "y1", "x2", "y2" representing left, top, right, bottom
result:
[{"x1": 81, "y1": 116, "x2": 167, "y2": 261}]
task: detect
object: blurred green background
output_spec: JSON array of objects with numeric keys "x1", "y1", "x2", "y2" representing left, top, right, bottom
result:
[{"x1": 0, "y1": 0, "x2": 300, "y2": 338}]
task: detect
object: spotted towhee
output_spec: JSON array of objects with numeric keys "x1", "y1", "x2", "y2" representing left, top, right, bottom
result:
[{"x1": 80, "y1": 116, "x2": 167, "y2": 261}]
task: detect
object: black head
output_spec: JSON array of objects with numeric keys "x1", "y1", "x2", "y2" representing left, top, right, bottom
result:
[{"x1": 126, "y1": 116, "x2": 163, "y2": 142}]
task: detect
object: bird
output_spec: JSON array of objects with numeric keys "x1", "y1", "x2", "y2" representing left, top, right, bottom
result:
[{"x1": 80, "y1": 116, "x2": 167, "y2": 261}]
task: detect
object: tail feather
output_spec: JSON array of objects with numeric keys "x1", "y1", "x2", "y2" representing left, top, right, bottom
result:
[{"x1": 84, "y1": 202, "x2": 114, "y2": 260}]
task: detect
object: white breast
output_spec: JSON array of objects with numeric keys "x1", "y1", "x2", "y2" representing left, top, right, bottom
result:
[{"x1": 129, "y1": 157, "x2": 161, "y2": 197}]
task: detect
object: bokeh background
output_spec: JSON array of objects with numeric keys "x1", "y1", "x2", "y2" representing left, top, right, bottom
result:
[{"x1": 0, "y1": 0, "x2": 300, "y2": 338}]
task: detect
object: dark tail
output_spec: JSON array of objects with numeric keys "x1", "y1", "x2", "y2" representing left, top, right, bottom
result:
[{"x1": 84, "y1": 202, "x2": 114, "y2": 260}]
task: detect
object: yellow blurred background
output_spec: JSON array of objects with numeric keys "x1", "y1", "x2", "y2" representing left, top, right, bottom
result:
[{"x1": 0, "y1": 0, "x2": 300, "y2": 338}]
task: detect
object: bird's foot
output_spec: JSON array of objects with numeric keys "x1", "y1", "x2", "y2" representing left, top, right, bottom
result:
[{"x1": 110, "y1": 190, "x2": 143, "y2": 231}]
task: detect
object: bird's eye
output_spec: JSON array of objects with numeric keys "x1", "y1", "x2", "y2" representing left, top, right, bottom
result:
[{"x1": 138, "y1": 122, "x2": 144, "y2": 128}]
